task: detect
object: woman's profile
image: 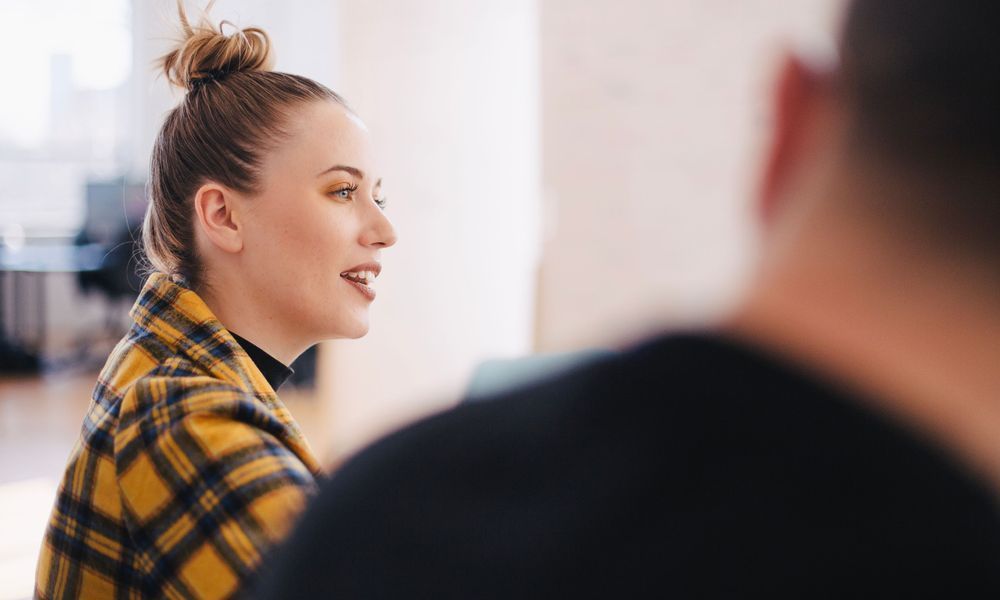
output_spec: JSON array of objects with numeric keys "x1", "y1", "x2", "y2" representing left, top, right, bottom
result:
[{"x1": 35, "y1": 1, "x2": 396, "y2": 597}]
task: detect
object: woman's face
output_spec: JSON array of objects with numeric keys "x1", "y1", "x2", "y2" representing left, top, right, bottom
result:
[{"x1": 238, "y1": 99, "x2": 397, "y2": 342}]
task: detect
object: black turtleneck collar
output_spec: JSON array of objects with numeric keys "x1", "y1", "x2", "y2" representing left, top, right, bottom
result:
[{"x1": 230, "y1": 332, "x2": 294, "y2": 391}]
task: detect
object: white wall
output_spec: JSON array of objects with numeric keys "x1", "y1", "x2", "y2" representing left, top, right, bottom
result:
[
  {"x1": 318, "y1": 0, "x2": 541, "y2": 462},
  {"x1": 536, "y1": 0, "x2": 841, "y2": 350}
]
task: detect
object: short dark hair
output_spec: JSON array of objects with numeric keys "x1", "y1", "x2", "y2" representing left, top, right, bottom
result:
[{"x1": 838, "y1": 0, "x2": 999, "y2": 254}]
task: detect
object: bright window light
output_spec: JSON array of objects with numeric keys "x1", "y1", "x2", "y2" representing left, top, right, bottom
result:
[{"x1": 0, "y1": 0, "x2": 131, "y2": 147}]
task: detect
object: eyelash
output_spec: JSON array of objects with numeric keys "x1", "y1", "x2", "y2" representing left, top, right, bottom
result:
[{"x1": 329, "y1": 184, "x2": 388, "y2": 210}]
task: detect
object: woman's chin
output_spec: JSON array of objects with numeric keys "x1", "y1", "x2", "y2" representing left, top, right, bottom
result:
[
  {"x1": 345, "y1": 326, "x2": 369, "y2": 340},
  {"x1": 334, "y1": 319, "x2": 370, "y2": 340},
  {"x1": 316, "y1": 309, "x2": 371, "y2": 340}
]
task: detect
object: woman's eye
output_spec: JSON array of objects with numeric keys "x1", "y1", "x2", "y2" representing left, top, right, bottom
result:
[
  {"x1": 374, "y1": 196, "x2": 387, "y2": 210},
  {"x1": 329, "y1": 185, "x2": 357, "y2": 200}
]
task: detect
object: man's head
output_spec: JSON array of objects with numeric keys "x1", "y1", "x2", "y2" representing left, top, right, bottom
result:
[
  {"x1": 759, "y1": 0, "x2": 999, "y2": 264},
  {"x1": 737, "y1": 0, "x2": 1000, "y2": 482}
]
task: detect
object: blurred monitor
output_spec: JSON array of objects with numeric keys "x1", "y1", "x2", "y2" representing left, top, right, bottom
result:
[
  {"x1": 465, "y1": 349, "x2": 616, "y2": 403},
  {"x1": 82, "y1": 177, "x2": 146, "y2": 246}
]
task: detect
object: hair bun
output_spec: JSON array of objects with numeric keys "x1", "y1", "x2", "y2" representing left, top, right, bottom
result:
[{"x1": 161, "y1": 0, "x2": 273, "y2": 92}]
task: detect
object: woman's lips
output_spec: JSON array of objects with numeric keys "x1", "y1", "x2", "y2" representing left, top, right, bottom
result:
[
  {"x1": 340, "y1": 263, "x2": 380, "y2": 302},
  {"x1": 342, "y1": 276, "x2": 376, "y2": 301}
]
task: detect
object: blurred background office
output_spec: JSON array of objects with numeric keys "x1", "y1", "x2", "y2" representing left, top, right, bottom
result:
[{"x1": 0, "y1": 0, "x2": 838, "y2": 597}]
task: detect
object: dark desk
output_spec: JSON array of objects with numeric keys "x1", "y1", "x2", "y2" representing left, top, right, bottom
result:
[{"x1": 0, "y1": 243, "x2": 105, "y2": 372}]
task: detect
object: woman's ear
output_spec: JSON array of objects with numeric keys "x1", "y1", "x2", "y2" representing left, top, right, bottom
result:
[{"x1": 193, "y1": 183, "x2": 244, "y2": 254}]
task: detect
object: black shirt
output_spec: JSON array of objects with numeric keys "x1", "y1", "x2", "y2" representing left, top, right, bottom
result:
[
  {"x1": 253, "y1": 334, "x2": 1000, "y2": 598},
  {"x1": 230, "y1": 332, "x2": 294, "y2": 391}
]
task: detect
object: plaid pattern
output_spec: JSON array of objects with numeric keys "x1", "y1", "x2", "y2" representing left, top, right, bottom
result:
[{"x1": 35, "y1": 273, "x2": 323, "y2": 599}]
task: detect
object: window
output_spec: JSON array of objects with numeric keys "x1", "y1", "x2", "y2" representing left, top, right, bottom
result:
[{"x1": 0, "y1": 0, "x2": 132, "y2": 238}]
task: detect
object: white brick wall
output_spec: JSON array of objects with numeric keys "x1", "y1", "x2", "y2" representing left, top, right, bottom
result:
[{"x1": 537, "y1": 0, "x2": 841, "y2": 350}]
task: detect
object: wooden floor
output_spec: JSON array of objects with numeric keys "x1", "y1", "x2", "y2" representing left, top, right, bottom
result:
[{"x1": 0, "y1": 369, "x2": 323, "y2": 600}]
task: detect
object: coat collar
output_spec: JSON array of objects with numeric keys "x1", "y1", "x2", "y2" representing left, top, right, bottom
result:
[{"x1": 128, "y1": 273, "x2": 315, "y2": 453}]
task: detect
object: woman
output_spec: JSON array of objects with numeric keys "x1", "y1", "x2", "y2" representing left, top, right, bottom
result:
[{"x1": 35, "y1": 3, "x2": 396, "y2": 598}]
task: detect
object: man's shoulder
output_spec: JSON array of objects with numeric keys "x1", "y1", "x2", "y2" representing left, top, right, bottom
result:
[
  {"x1": 348, "y1": 332, "x2": 839, "y2": 453},
  {"x1": 328, "y1": 331, "x2": 994, "y2": 509},
  {"x1": 264, "y1": 332, "x2": 1000, "y2": 598},
  {"x1": 320, "y1": 333, "x2": 827, "y2": 497}
]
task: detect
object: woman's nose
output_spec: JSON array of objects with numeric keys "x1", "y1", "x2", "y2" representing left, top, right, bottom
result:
[{"x1": 362, "y1": 207, "x2": 398, "y2": 248}]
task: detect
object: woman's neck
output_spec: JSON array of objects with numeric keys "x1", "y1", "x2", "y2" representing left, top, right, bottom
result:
[{"x1": 195, "y1": 280, "x2": 306, "y2": 366}]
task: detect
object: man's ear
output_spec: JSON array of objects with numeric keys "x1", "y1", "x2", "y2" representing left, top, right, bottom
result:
[
  {"x1": 757, "y1": 52, "x2": 828, "y2": 227},
  {"x1": 193, "y1": 183, "x2": 244, "y2": 254}
]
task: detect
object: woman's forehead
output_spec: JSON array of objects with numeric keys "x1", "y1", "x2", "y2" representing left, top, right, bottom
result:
[{"x1": 274, "y1": 101, "x2": 377, "y2": 177}]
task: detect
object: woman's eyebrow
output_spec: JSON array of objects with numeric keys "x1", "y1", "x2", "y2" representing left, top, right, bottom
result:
[{"x1": 316, "y1": 164, "x2": 365, "y2": 178}]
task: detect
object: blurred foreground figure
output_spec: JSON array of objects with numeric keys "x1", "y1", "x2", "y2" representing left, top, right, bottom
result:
[{"x1": 254, "y1": 1, "x2": 1000, "y2": 597}]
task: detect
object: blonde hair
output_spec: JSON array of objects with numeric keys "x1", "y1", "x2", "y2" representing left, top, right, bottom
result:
[{"x1": 142, "y1": 0, "x2": 344, "y2": 289}]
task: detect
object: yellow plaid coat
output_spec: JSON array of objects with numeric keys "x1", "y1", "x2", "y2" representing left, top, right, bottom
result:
[{"x1": 35, "y1": 273, "x2": 323, "y2": 599}]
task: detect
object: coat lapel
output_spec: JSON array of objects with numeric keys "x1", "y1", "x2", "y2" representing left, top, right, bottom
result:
[{"x1": 129, "y1": 273, "x2": 321, "y2": 473}]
